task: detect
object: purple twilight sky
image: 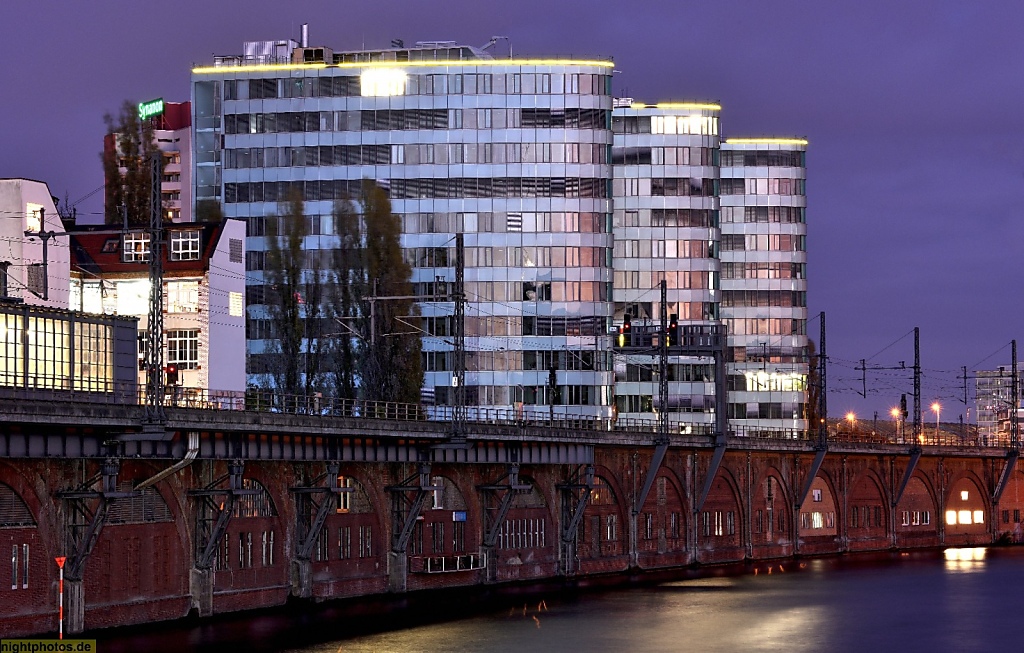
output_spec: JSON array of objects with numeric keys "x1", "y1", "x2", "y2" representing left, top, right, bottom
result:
[{"x1": 2, "y1": 0, "x2": 1023, "y2": 422}]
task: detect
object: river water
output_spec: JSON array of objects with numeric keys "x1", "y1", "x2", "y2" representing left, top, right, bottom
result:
[{"x1": 97, "y1": 548, "x2": 1024, "y2": 653}]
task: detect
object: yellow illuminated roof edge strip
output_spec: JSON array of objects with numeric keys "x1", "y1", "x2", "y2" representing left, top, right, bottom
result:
[
  {"x1": 629, "y1": 102, "x2": 721, "y2": 111},
  {"x1": 725, "y1": 138, "x2": 809, "y2": 146},
  {"x1": 193, "y1": 59, "x2": 614, "y2": 74}
]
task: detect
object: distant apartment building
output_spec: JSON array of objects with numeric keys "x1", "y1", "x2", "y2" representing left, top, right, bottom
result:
[
  {"x1": 0, "y1": 179, "x2": 70, "y2": 309},
  {"x1": 68, "y1": 220, "x2": 247, "y2": 395},
  {"x1": 104, "y1": 100, "x2": 193, "y2": 224}
]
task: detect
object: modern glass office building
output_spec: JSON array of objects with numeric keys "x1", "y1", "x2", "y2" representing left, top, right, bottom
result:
[
  {"x1": 192, "y1": 33, "x2": 808, "y2": 433},
  {"x1": 192, "y1": 37, "x2": 616, "y2": 418},
  {"x1": 720, "y1": 139, "x2": 809, "y2": 437},
  {"x1": 611, "y1": 101, "x2": 722, "y2": 433}
]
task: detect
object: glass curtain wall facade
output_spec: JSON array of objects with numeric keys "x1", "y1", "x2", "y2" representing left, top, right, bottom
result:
[
  {"x1": 720, "y1": 139, "x2": 809, "y2": 437},
  {"x1": 0, "y1": 304, "x2": 138, "y2": 396},
  {"x1": 192, "y1": 44, "x2": 616, "y2": 418},
  {"x1": 611, "y1": 102, "x2": 722, "y2": 433},
  {"x1": 975, "y1": 369, "x2": 1016, "y2": 443}
]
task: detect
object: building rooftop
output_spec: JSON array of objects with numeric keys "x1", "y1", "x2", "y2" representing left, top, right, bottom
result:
[{"x1": 68, "y1": 221, "x2": 235, "y2": 278}]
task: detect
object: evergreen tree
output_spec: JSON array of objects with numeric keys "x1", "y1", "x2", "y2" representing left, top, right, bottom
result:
[
  {"x1": 259, "y1": 180, "x2": 422, "y2": 404},
  {"x1": 264, "y1": 190, "x2": 325, "y2": 395},
  {"x1": 102, "y1": 100, "x2": 159, "y2": 227},
  {"x1": 195, "y1": 199, "x2": 225, "y2": 223},
  {"x1": 358, "y1": 180, "x2": 423, "y2": 404},
  {"x1": 323, "y1": 197, "x2": 363, "y2": 402}
]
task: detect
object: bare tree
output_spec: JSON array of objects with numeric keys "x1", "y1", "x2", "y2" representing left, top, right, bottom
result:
[{"x1": 102, "y1": 100, "x2": 159, "y2": 227}]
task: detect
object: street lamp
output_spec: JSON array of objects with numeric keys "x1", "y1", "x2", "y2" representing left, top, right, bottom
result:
[
  {"x1": 931, "y1": 402, "x2": 941, "y2": 443},
  {"x1": 890, "y1": 407, "x2": 901, "y2": 443},
  {"x1": 845, "y1": 412, "x2": 856, "y2": 437}
]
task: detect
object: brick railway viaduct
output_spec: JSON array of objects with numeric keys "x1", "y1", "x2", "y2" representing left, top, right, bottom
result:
[{"x1": 1, "y1": 394, "x2": 1021, "y2": 637}]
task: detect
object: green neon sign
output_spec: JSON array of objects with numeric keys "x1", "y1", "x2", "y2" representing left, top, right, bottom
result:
[{"x1": 138, "y1": 98, "x2": 165, "y2": 120}]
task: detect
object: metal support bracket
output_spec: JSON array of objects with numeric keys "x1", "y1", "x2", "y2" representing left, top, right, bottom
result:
[
  {"x1": 558, "y1": 465, "x2": 594, "y2": 543},
  {"x1": 694, "y1": 444, "x2": 727, "y2": 515},
  {"x1": 386, "y1": 462, "x2": 440, "y2": 553},
  {"x1": 58, "y1": 457, "x2": 137, "y2": 581},
  {"x1": 291, "y1": 463, "x2": 351, "y2": 561},
  {"x1": 633, "y1": 442, "x2": 669, "y2": 516},
  {"x1": 189, "y1": 461, "x2": 258, "y2": 570},
  {"x1": 556, "y1": 465, "x2": 593, "y2": 577},
  {"x1": 479, "y1": 464, "x2": 532, "y2": 548},
  {"x1": 892, "y1": 448, "x2": 923, "y2": 508},
  {"x1": 796, "y1": 447, "x2": 828, "y2": 509},
  {"x1": 993, "y1": 449, "x2": 1020, "y2": 505}
]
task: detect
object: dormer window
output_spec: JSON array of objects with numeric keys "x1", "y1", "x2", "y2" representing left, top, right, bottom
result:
[
  {"x1": 170, "y1": 230, "x2": 201, "y2": 261},
  {"x1": 122, "y1": 232, "x2": 150, "y2": 263}
]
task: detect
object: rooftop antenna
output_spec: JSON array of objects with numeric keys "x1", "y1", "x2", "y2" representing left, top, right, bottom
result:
[{"x1": 480, "y1": 35, "x2": 512, "y2": 58}]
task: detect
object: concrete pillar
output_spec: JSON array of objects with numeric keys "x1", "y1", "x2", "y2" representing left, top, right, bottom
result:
[
  {"x1": 388, "y1": 551, "x2": 407, "y2": 592},
  {"x1": 483, "y1": 545, "x2": 497, "y2": 584},
  {"x1": 65, "y1": 579, "x2": 85, "y2": 635},
  {"x1": 190, "y1": 568, "x2": 214, "y2": 617},
  {"x1": 290, "y1": 558, "x2": 312, "y2": 598},
  {"x1": 628, "y1": 510, "x2": 639, "y2": 569}
]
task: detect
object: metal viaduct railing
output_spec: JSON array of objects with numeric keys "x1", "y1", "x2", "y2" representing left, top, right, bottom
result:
[{"x1": 0, "y1": 384, "x2": 1010, "y2": 450}]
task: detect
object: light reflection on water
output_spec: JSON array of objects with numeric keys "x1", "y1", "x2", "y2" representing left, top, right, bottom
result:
[
  {"x1": 291, "y1": 549, "x2": 1022, "y2": 653},
  {"x1": 95, "y1": 548, "x2": 1024, "y2": 653},
  {"x1": 944, "y1": 546, "x2": 986, "y2": 572}
]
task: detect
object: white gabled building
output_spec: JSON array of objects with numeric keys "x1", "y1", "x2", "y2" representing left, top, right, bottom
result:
[
  {"x1": 0, "y1": 179, "x2": 70, "y2": 308},
  {"x1": 68, "y1": 219, "x2": 247, "y2": 396}
]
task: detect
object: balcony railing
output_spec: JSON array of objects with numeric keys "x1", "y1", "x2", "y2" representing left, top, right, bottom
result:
[{"x1": 409, "y1": 552, "x2": 486, "y2": 574}]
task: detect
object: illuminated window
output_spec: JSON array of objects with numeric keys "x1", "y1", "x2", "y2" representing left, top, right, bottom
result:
[
  {"x1": 116, "y1": 279, "x2": 151, "y2": 316},
  {"x1": 960, "y1": 490, "x2": 969, "y2": 501},
  {"x1": 122, "y1": 232, "x2": 150, "y2": 263},
  {"x1": 812, "y1": 489, "x2": 822, "y2": 502},
  {"x1": 973, "y1": 510, "x2": 985, "y2": 524},
  {"x1": 360, "y1": 69, "x2": 408, "y2": 96},
  {"x1": 958, "y1": 510, "x2": 972, "y2": 524},
  {"x1": 946, "y1": 510, "x2": 957, "y2": 525},
  {"x1": 25, "y1": 203, "x2": 43, "y2": 233},
  {"x1": 166, "y1": 281, "x2": 199, "y2": 313},
  {"x1": 229, "y1": 292, "x2": 244, "y2": 317},
  {"x1": 811, "y1": 512, "x2": 824, "y2": 529},
  {"x1": 336, "y1": 476, "x2": 354, "y2": 513},
  {"x1": 170, "y1": 230, "x2": 201, "y2": 261},
  {"x1": 166, "y1": 329, "x2": 199, "y2": 369}
]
